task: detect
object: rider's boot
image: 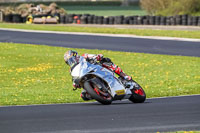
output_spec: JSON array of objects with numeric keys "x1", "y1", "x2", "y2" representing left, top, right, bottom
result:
[
  {"x1": 80, "y1": 89, "x2": 93, "y2": 101},
  {"x1": 117, "y1": 70, "x2": 137, "y2": 89},
  {"x1": 119, "y1": 71, "x2": 132, "y2": 81}
]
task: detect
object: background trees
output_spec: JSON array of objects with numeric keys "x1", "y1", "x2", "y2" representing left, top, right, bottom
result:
[{"x1": 140, "y1": 0, "x2": 200, "y2": 16}]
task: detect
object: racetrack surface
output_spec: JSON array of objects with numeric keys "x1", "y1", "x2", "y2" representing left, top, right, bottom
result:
[
  {"x1": 0, "y1": 95, "x2": 200, "y2": 133},
  {"x1": 0, "y1": 29, "x2": 200, "y2": 57}
]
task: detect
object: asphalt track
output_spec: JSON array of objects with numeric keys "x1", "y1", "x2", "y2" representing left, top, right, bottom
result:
[
  {"x1": 0, "y1": 29, "x2": 200, "y2": 57},
  {"x1": 1, "y1": 95, "x2": 200, "y2": 133},
  {"x1": 0, "y1": 29, "x2": 200, "y2": 132}
]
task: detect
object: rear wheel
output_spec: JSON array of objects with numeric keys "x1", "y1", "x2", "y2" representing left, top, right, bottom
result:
[
  {"x1": 84, "y1": 81, "x2": 112, "y2": 105},
  {"x1": 129, "y1": 81, "x2": 146, "y2": 103}
]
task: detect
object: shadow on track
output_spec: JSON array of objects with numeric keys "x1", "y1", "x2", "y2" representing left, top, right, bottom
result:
[{"x1": 77, "y1": 100, "x2": 152, "y2": 106}]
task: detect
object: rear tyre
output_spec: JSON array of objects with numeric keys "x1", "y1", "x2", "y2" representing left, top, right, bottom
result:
[
  {"x1": 84, "y1": 81, "x2": 112, "y2": 105},
  {"x1": 129, "y1": 81, "x2": 146, "y2": 103}
]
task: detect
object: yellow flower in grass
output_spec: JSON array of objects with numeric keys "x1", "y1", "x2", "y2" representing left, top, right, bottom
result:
[
  {"x1": 144, "y1": 85, "x2": 148, "y2": 89},
  {"x1": 194, "y1": 76, "x2": 200, "y2": 79},
  {"x1": 155, "y1": 61, "x2": 162, "y2": 65},
  {"x1": 166, "y1": 71, "x2": 169, "y2": 75},
  {"x1": 14, "y1": 99, "x2": 18, "y2": 102},
  {"x1": 16, "y1": 63, "x2": 53, "y2": 73},
  {"x1": 16, "y1": 68, "x2": 24, "y2": 72}
]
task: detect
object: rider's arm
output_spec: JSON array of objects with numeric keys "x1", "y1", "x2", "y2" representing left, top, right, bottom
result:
[{"x1": 82, "y1": 53, "x2": 103, "y2": 62}]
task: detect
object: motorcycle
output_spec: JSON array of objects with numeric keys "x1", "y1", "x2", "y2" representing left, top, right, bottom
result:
[{"x1": 71, "y1": 56, "x2": 146, "y2": 105}]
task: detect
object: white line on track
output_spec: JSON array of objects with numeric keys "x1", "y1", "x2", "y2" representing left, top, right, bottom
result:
[
  {"x1": 0, "y1": 94, "x2": 199, "y2": 108},
  {"x1": 1, "y1": 28, "x2": 200, "y2": 42}
]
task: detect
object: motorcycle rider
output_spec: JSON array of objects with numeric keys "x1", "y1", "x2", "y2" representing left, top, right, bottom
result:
[{"x1": 64, "y1": 50, "x2": 132, "y2": 101}]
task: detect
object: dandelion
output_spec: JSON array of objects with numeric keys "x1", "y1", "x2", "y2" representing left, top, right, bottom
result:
[
  {"x1": 16, "y1": 63, "x2": 54, "y2": 73},
  {"x1": 149, "y1": 72, "x2": 152, "y2": 76},
  {"x1": 144, "y1": 85, "x2": 148, "y2": 89},
  {"x1": 14, "y1": 99, "x2": 18, "y2": 102},
  {"x1": 155, "y1": 62, "x2": 162, "y2": 65},
  {"x1": 166, "y1": 72, "x2": 169, "y2": 75}
]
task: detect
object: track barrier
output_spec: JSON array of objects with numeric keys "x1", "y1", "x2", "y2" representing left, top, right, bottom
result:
[{"x1": 3, "y1": 13, "x2": 200, "y2": 26}]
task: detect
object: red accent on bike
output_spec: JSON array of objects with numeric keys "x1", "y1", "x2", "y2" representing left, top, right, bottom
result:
[
  {"x1": 94, "y1": 88, "x2": 100, "y2": 95},
  {"x1": 134, "y1": 88, "x2": 144, "y2": 96},
  {"x1": 94, "y1": 87, "x2": 111, "y2": 100},
  {"x1": 114, "y1": 66, "x2": 122, "y2": 75},
  {"x1": 82, "y1": 54, "x2": 88, "y2": 59}
]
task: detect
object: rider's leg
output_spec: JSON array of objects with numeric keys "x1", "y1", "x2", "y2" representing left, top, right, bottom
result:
[
  {"x1": 80, "y1": 89, "x2": 93, "y2": 101},
  {"x1": 102, "y1": 62, "x2": 132, "y2": 81}
]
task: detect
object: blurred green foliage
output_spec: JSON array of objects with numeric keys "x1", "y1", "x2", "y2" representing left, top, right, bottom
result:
[{"x1": 140, "y1": 0, "x2": 200, "y2": 16}]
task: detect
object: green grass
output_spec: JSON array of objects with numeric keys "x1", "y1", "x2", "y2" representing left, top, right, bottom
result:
[
  {"x1": 165, "y1": 131, "x2": 200, "y2": 133},
  {"x1": 61, "y1": 6, "x2": 147, "y2": 16},
  {"x1": 1, "y1": 23, "x2": 200, "y2": 39},
  {"x1": 0, "y1": 42, "x2": 199, "y2": 106}
]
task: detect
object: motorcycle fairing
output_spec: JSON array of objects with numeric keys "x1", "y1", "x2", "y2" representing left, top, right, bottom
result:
[{"x1": 71, "y1": 57, "x2": 132, "y2": 99}]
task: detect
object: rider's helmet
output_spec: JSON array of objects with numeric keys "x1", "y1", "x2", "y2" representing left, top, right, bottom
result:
[{"x1": 64, "y1": 50, "x2": 80, "y2": 67}]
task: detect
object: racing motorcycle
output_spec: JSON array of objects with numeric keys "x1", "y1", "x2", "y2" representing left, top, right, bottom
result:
[{"x1": 71, "y1": 56, "x2": 146, "y2": 105}]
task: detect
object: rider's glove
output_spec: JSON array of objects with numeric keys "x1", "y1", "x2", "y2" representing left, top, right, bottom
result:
[
  {"x1": 100, "y1": 57, "x2": 112, "y2": 64},
  {"x1": 97, "y1": 54, "x2": 103, "y2": 61}
]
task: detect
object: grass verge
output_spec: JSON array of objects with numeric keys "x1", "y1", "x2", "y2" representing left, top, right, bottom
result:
[
  {"x1": 0, "y1": 23, "x2": 200, "y2": 39},
  {"x1": 0, "y1": 42, "x2": 199, "y2": 106},
  {"x1": 165, "y1": 131, "x2": 200, "y2": 133}
]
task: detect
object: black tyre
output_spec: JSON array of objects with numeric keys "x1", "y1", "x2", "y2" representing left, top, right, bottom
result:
[
  {"x1": 129, "y1": 81, "x2": 146, "y2": 103},
  {"x1": 12, "y1": 14, "x2": 22, "y2": 23},
  {"x1": 155, "y1": 16, "x2": 161, "y2": 25},
  {"x1": 108, "y1": 16, "x2": 114, "y2": 24},
  {"x1": 175, "y1": 15, "x2": 181, "y2": 25},
  {"x1": 103, "y1": 17, "x2": 109, "y2": 24},
  {"x1": 87, "y1": 16, "x2": 93, "y2": 24},
  {"x1": 129, "y1": 20, "x2": 134, "y2": 25},
  {"x1": 149, "y1": 16, "x2": 155, "y2": 25},
  {"x1": 84, "y1": 81, "x2": 112, "y2": 105},
  {"x1": 137, "y1": 16, "x2": 143, "y2": 25},
  {"x1": 160, "y1": 16, "x2": 166, "y2": 25},
  {"x1": 60, "y1": 15, "x2": 65, "y2": 23},
  {"x1": 192, "y1": 16, "x2": 198, "y2": 26},
  {"x1": 187, "y1": 16, "x2": 193, "y2": 26},
  {"x1": 123, "y1": 17, "x2": 130, "y2": 24},
  {"x1": 97, "y1": 16, "x2": 104, "y2": 24},
  {"x1": 143, "y1": 19, "x2": 149, "y2": 25},
  {"x1": 198, "y1": 17, "x2": 200, "y2": 26},
  {"x1": 80, "y1": 16, "x2": 87, "y2": 24},
  {"x1": 4, "y1": 14, "x2": 12, "y2": 22}
]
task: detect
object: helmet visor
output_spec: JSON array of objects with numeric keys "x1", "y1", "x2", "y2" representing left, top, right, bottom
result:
[{"x1": 66, "y1": 56, "x2": 77, "y2": 67}]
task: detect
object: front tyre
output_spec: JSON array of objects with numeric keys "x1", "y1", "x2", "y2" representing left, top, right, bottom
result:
[
  {"x1": 129, "y1": 81, "x2": 146, "y2": 103},
  {"x1": 84, "y1": 81, "x2": 112, "y2": 105}
]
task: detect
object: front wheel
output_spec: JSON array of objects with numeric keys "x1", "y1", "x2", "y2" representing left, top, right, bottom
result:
[
  {"x1": 129, "y1": 81, "x2": 146, "y2": 103},
  {"x1": 83, "y1": 81, "x2": 112, "y2": 105}
]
